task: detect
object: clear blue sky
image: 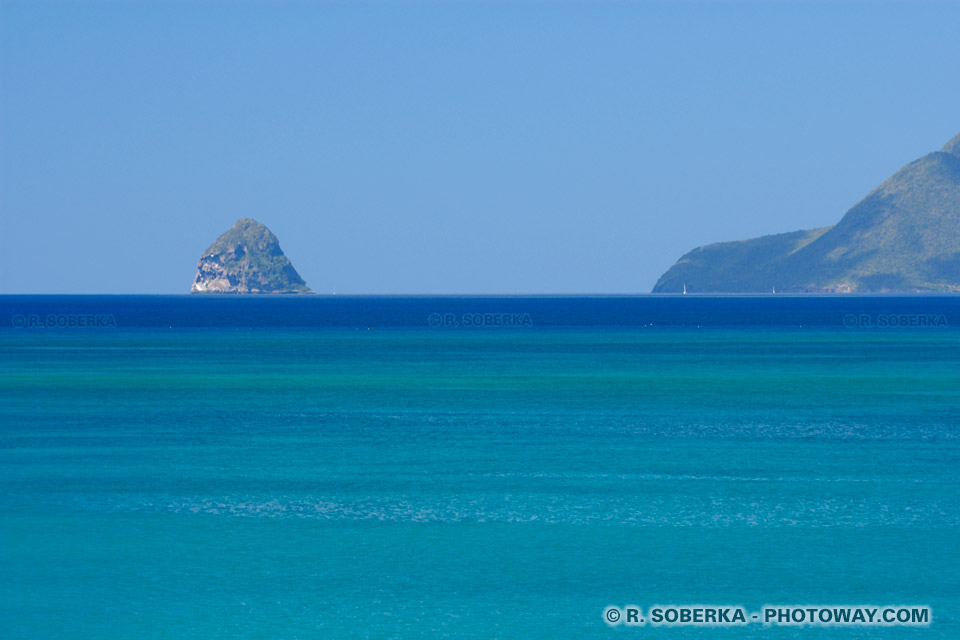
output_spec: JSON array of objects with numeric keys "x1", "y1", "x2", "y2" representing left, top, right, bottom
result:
[{"x1": 1, "y1": 1, "x2": 958, "y2": 294}]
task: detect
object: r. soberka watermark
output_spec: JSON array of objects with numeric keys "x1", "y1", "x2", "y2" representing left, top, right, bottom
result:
[
  {"x1": 604, "y1": 604, "x2": 930, "y2": 627},
  {"x1": 427, "y1": 312, "x2": 533, "y2": 328},
  {"x1": 843, "y1": 313, "x2": 947, "y2": 328},
  {"x1": 11, "y1": 313, "x2": 117, "y2": 328}
]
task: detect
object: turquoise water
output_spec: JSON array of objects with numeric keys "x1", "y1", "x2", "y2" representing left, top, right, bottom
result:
[{"x1": 2, "y1": 312, "x2": 959, "y2": 637}]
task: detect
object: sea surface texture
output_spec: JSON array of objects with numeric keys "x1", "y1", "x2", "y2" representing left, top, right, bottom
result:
[{"x1": 1, "y1": 296, "x2": 958, "y2": 638}]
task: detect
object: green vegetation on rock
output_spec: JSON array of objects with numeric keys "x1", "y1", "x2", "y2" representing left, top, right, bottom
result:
[
  {"x1": 654, "y1": 133, "x2": 960, "y2": 292},
  {"x1": 191, "y1": 218, "x2": 313, "y2": 294}
]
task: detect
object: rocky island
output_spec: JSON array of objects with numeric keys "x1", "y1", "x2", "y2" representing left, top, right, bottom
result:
[
  {"x1": 654, "y1": 132, "x2": 960, "y2": 293},
  {"x1": 191, "y1": 218, "x2": 314, "y2": 294}
]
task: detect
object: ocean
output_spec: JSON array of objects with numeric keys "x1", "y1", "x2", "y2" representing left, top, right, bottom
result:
[{"x1": 1, "y1": 295, "x2": 958, "y2": 638}]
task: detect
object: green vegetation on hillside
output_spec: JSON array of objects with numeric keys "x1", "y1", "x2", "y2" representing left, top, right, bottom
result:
[{"x1": 654, "y1": 133, "x2": 960, "y2": 292}]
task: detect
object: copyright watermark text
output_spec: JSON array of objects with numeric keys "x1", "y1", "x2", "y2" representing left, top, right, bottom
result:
[
  {"x1": 427, "y1": 312, "x2": 533, "y2": 328},
  {"x1": 843, "y1": 313, "x2": 947, "y2": 328},
  {"x1": 604, "y1": 604, "x2": 930, "y2": 627},
  {"x1": 11, "y1": 313, "x2": 117, "y2": 328}
]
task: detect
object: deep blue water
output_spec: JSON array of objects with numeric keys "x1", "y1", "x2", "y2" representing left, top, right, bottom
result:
[
  {"x1": 1, "y1": 296, "x2": 958, "y2": 638},
  {"x1": 5, "y1": 293, "x2": 960, "y2": 328}
]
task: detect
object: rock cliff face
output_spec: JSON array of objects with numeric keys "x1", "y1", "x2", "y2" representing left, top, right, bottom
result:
[
  {"x1": 654, "y1": 132, "x2": 960, "y2": 293},
  {"x1": 191, "y1": 219, "x2": 313, "y2": 294}
]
